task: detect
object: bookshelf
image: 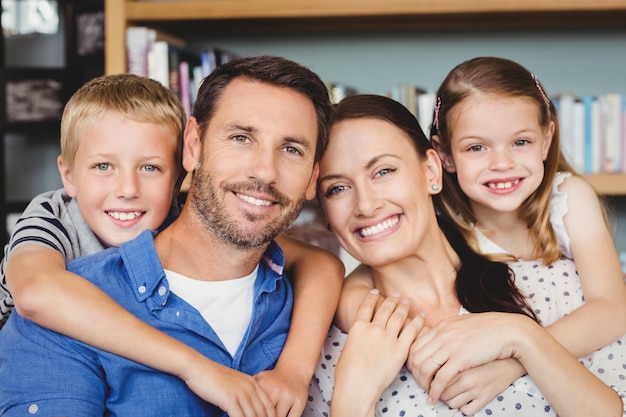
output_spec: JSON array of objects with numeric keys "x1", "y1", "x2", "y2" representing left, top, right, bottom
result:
[{"x1": 104, "y1": 0, "x2": 626, "y2": 196}]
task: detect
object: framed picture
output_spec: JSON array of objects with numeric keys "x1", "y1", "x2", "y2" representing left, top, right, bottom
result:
[{"x1": 1, "y1": 68, "x2": 73, "y2": 129}]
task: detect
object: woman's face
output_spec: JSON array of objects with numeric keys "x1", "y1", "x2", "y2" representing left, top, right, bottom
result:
[{"x1": 318, "y1": 117, "x2": 441, "y2": 267}]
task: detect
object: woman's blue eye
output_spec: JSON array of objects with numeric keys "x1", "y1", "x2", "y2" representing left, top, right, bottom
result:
[
  {"x1": 142, "y1": 164, "x2": 158, "y2": 172},
  {"x1": 468, "y1": 144, "x2": 484, "y2": 152},
  {"x1": 376, "y1": 167, "x2": 395, "y2": 177},
  {"x1": 95, "y1": 163, "x2": 110, "y2": 170},
  {"x1": 324, "y1": 185, "x2": 347, "y2": 197}
]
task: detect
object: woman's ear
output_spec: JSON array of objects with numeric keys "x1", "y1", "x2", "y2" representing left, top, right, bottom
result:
[
  {"x1": 431, "y1": 135, "x2": 456, "y2": 173},
  {"x1": 424, "y1": 148, "x2": 443, "y2": 194},
  {"x1": 57, "y1": 155, "x2": 76, "y2": 197}
]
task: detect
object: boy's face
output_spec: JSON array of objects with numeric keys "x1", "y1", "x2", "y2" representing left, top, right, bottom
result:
[{"x1": 58, "y1": 112, "x2": 179, "y2": 247}]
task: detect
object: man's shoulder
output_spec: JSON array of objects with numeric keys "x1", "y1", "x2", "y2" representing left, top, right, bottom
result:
[{"x1": 66, "y1": 230, "x2": 158, "y2": 278}]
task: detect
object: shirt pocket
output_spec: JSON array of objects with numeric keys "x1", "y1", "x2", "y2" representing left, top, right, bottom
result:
[{"x1": 261, "y1": 333, "x2": 288, "y2": 362}]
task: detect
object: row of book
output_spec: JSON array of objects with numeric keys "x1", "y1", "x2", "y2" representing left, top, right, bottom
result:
[
  {"x1": 126, "y1": 26, "x2": 237, "y2": 117},
  {"x1": 554, "y1": 93, "x2": 626, "y2": 175},
  {"x1": 126, "y1": 29, "x2": 624, "y2": 175},
  {"x1": 390, "y1": 84, "x2": 626, "y2": 175}
]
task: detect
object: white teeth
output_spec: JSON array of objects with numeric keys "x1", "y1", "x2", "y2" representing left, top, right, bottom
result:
[
  {"x1": 359, "y1": 216, "x2": 399, "y2": 237},
  {"x1": 487, "y1": 179, "x2": 519, "y2": 190},
  {"x1": 108, "y1": 211, "x2": 143, "y2": 221},
  {"x1": 237, "y1": 193, "x2": 272, "y2": 206}
]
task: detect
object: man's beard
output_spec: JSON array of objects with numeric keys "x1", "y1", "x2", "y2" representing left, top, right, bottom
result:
[{"x1": 190, "y1": 162, "x2": 306, "y2": 249}]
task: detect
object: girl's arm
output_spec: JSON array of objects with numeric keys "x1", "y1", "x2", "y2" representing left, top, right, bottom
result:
[
  {"x1": 255, "y1": 234, "x2": 344, "y2": 417},
  {"x1": 413, "y1": 312, "x2": 623, "y2": 417},
  {"x1": 6, "y1": 245, "x2": 277, "y2": 416},
  {"x1": 548, "y1": 175, "x2": 626, "y2": 356},
  {"x1": 334, "y1": 263, "x2": 375, "y2": 332}
]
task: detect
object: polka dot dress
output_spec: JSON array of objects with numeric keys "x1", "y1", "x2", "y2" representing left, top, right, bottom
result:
[{"x1": 304, "y1": 258, "x2": 626, "y2": 416}]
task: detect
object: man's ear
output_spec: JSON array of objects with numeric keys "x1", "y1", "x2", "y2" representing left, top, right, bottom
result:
[
  {"x1": 305, "y1": 163, "x2": 319, "y2": 201},
  {"x1": 431, "y1": 135, "x2": 456, "y2": 173},
  {"x1": 57, "y1": 155, "x2": 76, "y2": 197},
  {"x1": 182, "y1": 117, "x2": 203, "y2": 173}
]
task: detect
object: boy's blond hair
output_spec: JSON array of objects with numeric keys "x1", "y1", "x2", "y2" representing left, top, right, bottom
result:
[{"x1": 60, "y1": 73, "x2": 186, "y2": 185}]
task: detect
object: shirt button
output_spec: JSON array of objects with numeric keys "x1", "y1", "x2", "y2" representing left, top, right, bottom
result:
[
  {"x1": 158, "y1": 286, "x2": 167, "y2": 296},
  {"x1": 28, "y1": 404, "x2": 39, "y2": 414},
  {"x1": 138, "y1": 285, "x2": 147, "y2": 294}
]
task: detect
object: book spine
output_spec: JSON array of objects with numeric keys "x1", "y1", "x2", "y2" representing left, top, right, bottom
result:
[
  {"x1": 126, "y1": 26, "x2": 152, "y2": 76},
  {"x1": 179, "y1": 61, "x2": 191, "y2": 117}
]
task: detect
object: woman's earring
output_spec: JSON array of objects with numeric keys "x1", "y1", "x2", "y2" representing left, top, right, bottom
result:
[{"x1": 432, "y1": 184, "x2": 440, "y2": 192}]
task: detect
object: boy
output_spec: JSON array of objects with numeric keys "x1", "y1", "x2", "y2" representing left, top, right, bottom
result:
[{"x1": 0, "y1": 72, "x2": 342, "y2": 416}]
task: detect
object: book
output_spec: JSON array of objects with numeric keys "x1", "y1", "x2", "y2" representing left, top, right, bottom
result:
[{"x1": 126, "y1": 26, "x2": 153, "y2": 76}]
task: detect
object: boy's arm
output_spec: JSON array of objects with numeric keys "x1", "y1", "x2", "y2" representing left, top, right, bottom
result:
[
  {"x1": 547, "y1": 175, "x2": 626, "y2": 356},
  {"x1": 6, "y1": 244, "x2": 276, "y2": 416},
  {"x1": 255, "y1": 234, "x2": 344, "y2": 417},
  {"x1": 335, "y1": 263, "x2": 375, "y2": 332}
]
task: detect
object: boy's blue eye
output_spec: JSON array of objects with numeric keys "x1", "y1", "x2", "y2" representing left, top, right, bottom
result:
[
  {"x1": 142, "y1": 164, "x2": 158, "y2": 172},
  {"x1": 468, "y1": 144, "x2": 484, "y2": 152},
  {"x1": 514, "y1": 139, "x2": 530, "y2": 147},
  {"x1": 95, "y1": 163, "x2": 110, "y2": 171}
]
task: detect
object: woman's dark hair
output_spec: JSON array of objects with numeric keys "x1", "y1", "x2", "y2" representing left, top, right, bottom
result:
[{"x1": 331, "y1": 94, "x2": 538, "y2": 321}]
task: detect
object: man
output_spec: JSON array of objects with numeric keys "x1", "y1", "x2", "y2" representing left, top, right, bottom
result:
[{"x1": 0, "y1": 55, "x2": 333, "y2": 417}]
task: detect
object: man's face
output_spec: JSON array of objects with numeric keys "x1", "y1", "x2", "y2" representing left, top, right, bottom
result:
[{"x1": 185, "y1": 78, "x2": 319, "y2": 248}]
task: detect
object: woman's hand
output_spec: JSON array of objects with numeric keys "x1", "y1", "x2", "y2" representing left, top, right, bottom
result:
[
  {"x1": 330, "y1": 290, "x2": 424, "y2": 417},
  {"x1": 406, "y1": 312, "x2": 526, "y2": 405}
]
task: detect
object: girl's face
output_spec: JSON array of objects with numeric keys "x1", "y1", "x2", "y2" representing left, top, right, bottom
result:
[
  {"x1": 441, "y1": 94, "x2": 553, "y2": 221},
  {"x1": 318, "y1": 118, "x2": 441, "y2": 267}
]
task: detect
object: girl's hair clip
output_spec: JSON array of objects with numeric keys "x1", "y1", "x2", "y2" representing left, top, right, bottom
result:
[
  {"x1": 433, "y1": 96, "x2": 442, "y2": 130},
  {"x1": 532, "y1": 74, "x2": 550, "y2": 108}
]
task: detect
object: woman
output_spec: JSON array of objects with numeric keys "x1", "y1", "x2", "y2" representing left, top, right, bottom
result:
[{"x1": 304, "y1": 94, "x2": 626, "y2": 417}]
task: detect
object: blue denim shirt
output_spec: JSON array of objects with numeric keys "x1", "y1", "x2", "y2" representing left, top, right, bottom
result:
[{"x1": 0, "y1": 229, "x2": 293, "y2": 416}]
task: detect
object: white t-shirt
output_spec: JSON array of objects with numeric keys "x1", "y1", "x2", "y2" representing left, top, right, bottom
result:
[{"x1": 165, "y1": 267, "x2": 257, "y2": 356}]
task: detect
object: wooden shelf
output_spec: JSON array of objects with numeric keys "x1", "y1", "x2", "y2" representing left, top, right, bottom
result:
[
  {"x1": 105, "y1": 0, "x2": 626, "y2": 74},
  {"x1": 105, "y1": 0, "x2": 626, "y2": 196},
  {"x1": 584, "y1": 174, "x2": 626, "y2": 196}
]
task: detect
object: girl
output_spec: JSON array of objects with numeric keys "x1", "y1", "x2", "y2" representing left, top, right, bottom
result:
[
  {"x1": 429, "y1": 56, "x2": 626, "y2": 412},
  {"x1": 304, "y1": 94, "x2": 626, "y2": 417}
]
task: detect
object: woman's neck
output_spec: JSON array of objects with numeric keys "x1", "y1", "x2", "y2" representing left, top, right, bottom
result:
[{"x1": 370, "y1": 228, "x2": 462, "y2": 326}]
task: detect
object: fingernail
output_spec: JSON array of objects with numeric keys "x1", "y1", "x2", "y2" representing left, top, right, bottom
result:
[
  {"x1": 391, "y1": 292, "x2": 401, "y2": 298},
  {"x1": 420, "y1": 312, "x2": 427, "y2": 318},
  {"x1": 402, "y1": 299, "x2": 410, "y2": 305},
  {"x1": 370, "y1": 289, "x2": 379, "y2": 295}
]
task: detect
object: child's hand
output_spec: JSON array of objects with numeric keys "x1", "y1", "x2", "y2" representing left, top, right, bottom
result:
[
  {"x1": 183, "y1": 359, "x2": 276, "y2": 417},
  {"x1": 437, "y1": 359, "x2": 525, "y2": 415},
  {"x1": 254, "y1": 366, "x2": 309, "y2": 417}
]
